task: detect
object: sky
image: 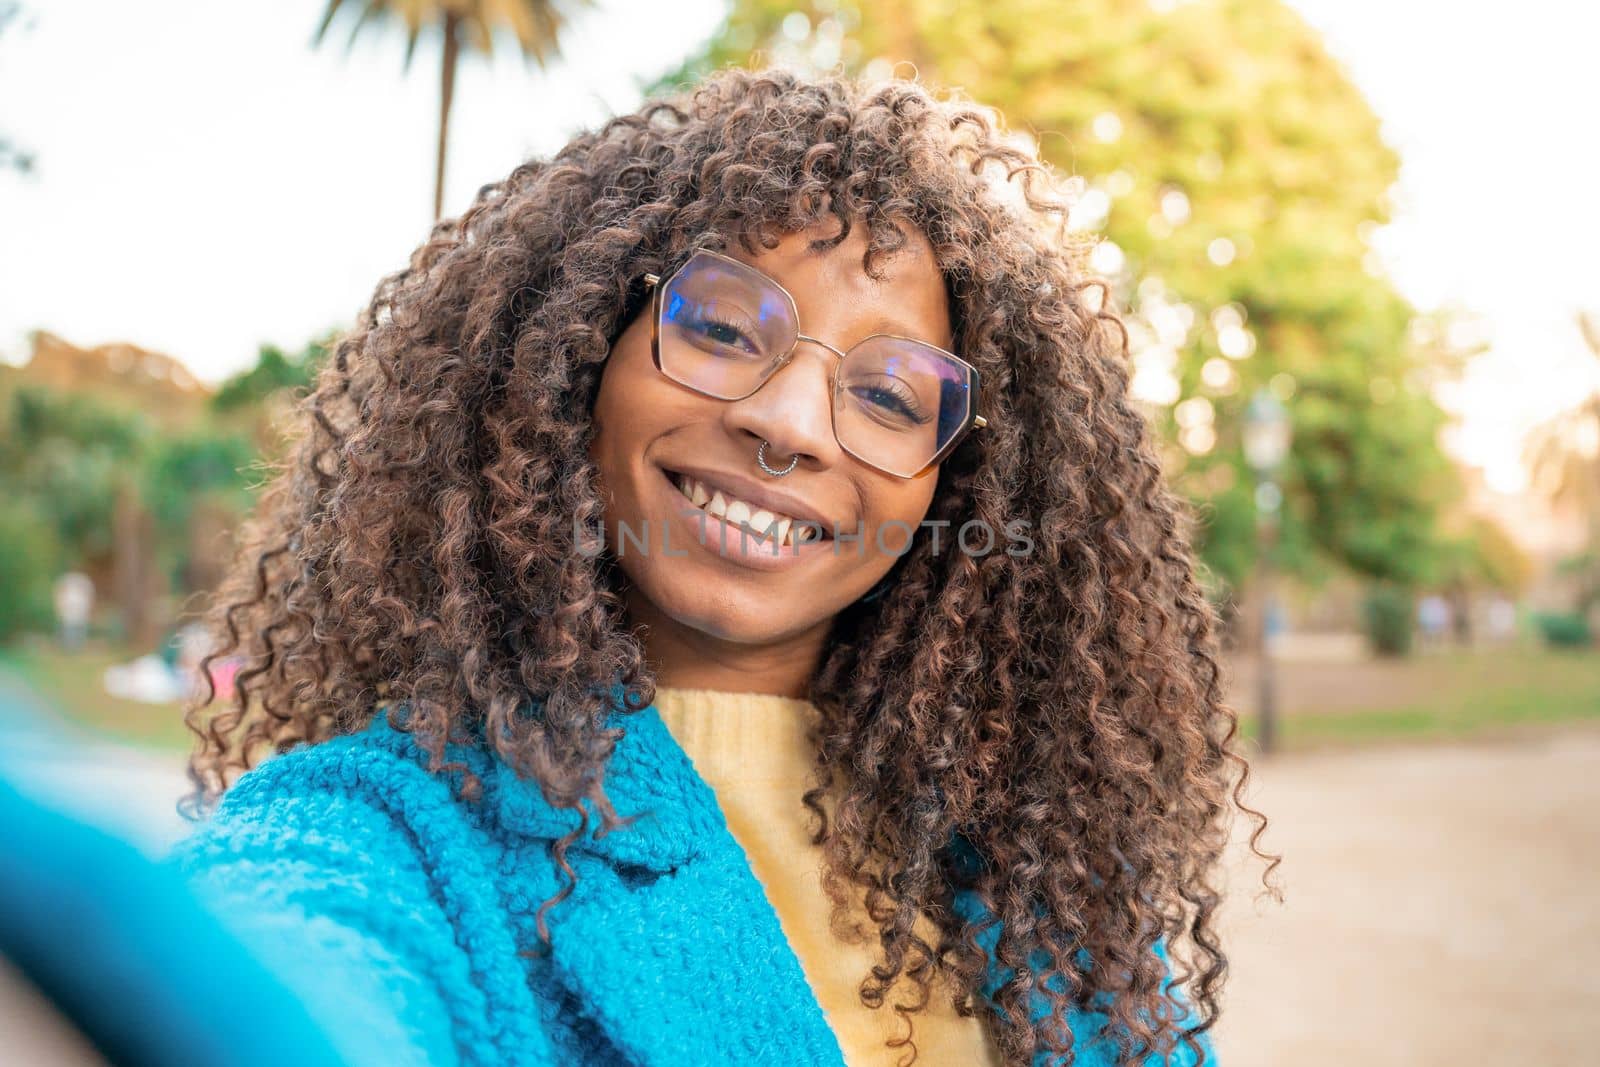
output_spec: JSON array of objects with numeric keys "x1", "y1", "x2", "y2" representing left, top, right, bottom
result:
[
  {"x1": 2, "y1": 0, "x2": 1597, "y2": 494},
  {"x1": 1285, "y1": 0, "x2": 1600, "y2": 493}
]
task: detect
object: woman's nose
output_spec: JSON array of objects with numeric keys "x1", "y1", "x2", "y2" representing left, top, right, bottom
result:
[{"x1": 724, "y1": 341, "x2": 842, "y2": 468}]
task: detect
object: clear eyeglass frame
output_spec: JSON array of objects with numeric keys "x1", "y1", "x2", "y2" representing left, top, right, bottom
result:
[{"x1": 641, "y1": 248, "x2": 987, "y2": 479}]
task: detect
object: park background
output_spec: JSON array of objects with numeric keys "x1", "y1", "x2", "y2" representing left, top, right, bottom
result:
[{"x1": 1, "y1": 1, "x2": 1597, "y2": 1064}]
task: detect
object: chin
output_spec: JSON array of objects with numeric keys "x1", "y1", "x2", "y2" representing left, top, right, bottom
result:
[{"x1": 643, "y1": 569, "x2": 832, "y2": 646}]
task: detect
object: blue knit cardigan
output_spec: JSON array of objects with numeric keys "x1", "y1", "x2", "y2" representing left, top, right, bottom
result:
[{"x1": 167, "y1": 700, "x2": 1215, "y2": 1066}]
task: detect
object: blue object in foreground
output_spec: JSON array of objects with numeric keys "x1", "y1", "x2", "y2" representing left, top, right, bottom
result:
[{"x1": 0, "y1": 770, "x2": 348, "y2": 1067}]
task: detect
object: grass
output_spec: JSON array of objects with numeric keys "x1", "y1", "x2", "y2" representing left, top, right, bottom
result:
[
  {"x1": 1235, "y1": 645, "x2": 1600, "y2": 751},
  {"x1": 2, "y1": 636, "x2": 1597, "y2": 757},
  {"x1": 0, "y1": 637, "x2": 192, "y2": 752}
]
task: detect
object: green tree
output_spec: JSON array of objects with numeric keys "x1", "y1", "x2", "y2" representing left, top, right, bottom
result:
[
  {"x1": 142, "y1": 428, "x2": 258, "y2": 591},
  {"x1": 0, "y1": 383, "x2": 261, "y2": 642},
  {"x1": 0, "y1": 501, "x2": 59, "y2": 643},
  {"x1": 212, "y1": 341, "x2": 320, "y2": 413},
  {"x1": 212, "y1": 334, "x2": 336, "y2": 457},
  {"x1": 0, "y1": 385, "x2": 153, "y2": 640},
  {"x1": 667, "y1": 0, "x2": 1466, "y2": 598},
  {"x1": 313, "y1": 0, "x2": 595, "y2": 220},
  {"x1": 1436, "y1": 516, "x2": 1532, "y2": 595},
  {"x1": 0, "y1": 386, "x2": 147, "y2": 563}
]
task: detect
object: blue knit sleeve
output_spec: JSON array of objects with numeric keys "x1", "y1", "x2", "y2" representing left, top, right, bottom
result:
[
  {"x1": 0, "y1": 771, "x2": 348, "y2": 1067},
  {"x1": 166, "y1": 722, "x2": 571, "y2": 1067},
  {"x1": 950, "y1": 883, "x2": 1217, "y2": 1066},
  {"x1": 168, "y1": 782, "x2": 467, "y2": 1067}
]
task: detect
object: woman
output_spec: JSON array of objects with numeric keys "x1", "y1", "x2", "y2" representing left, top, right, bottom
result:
[{"x1": 171, "y1": 67, "x2": 1273, "y2": 1066}]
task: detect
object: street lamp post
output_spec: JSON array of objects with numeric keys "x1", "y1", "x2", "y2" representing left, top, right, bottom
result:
[{"x1": 1243, "y1": 388, "x2": 1292, "y2": 755}]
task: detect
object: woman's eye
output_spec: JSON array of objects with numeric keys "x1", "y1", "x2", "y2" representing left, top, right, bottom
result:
[
  {"x1": 684, "y1": 313, "x2": 762, "y2": 356},
  {"x1": 848, "y1": 377, "x2": 933, "y2": 426},
  {"x1": 701, "y1": 321, "x2": 752, "y2": 348}
]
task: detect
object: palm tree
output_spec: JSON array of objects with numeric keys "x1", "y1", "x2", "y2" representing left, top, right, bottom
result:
[{"x1": 314, "y1": 0, "x2": 590, "y2": 220}]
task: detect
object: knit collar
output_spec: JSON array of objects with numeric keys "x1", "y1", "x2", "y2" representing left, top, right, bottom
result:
[
  {"x1": 364, "y1": 693, "x2": 850, "y2": 1066},
  {"x1": 380, "y1": 689, "x2": 985, "y2": 885},
  {"x1": 473, "y1": 690, "x2": 849, "y2": 1065},
  {"x1": 477, "y1": 690, "x2": 741, "y2": 874}
]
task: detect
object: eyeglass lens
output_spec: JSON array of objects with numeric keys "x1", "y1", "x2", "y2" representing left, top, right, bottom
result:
[{"x1": 656, "y1": 252, "x2": 975, "y2": 477}]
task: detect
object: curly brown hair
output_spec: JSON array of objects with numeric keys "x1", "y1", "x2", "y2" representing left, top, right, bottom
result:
[{"x1": 185, "y1": 66, "x2": 1278, "y2": 1067}]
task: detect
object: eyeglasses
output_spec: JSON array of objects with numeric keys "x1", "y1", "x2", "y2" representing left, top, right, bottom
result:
[{"x1": 642, "y1": 249, "x2": 986, "y2": 479}]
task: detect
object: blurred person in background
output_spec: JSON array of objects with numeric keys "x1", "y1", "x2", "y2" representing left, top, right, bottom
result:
[
  {"x1": 52, "y1": 572, "x2": 92, "y2": 652},
  {"x1": 1418, "y1": 594, "x2": 1452, "y2": 650},
  {"x1": 169, "y1": 68, "x2": 1269, "y2": 1066},
  {"x1": 1487, "y1": 594, "x2": 1519, "y2": 643}
]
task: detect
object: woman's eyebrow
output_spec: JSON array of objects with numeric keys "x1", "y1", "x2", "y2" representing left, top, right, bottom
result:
[
  {"x1": 860, "y1": 314, "x2": 941, "y2": 340},
  {"x1": 740, "y1": 257, "x2": 949, "y2": 344}
]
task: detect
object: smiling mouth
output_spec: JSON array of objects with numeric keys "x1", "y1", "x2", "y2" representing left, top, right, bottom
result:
[{"x1": 664, "y1": 469, "x2": 833, "y2": 548}]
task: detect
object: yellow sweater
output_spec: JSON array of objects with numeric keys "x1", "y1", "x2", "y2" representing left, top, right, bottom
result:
[{"x1": 654, "y1": 686, "x2": 1004, "y2": 1067}]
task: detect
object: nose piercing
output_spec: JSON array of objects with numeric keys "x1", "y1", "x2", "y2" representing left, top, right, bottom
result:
[{"x1": 756, "y1": 439, "x2": 798, "y2": 477}]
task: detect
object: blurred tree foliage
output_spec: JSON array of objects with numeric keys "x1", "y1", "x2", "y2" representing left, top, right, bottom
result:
[
  {"x1": 0, "y1": 387, "x2": 144, "y2": 563},
  {"x1": 662, "y1": 0, "x2": 1471, "y2": 601},
  {"x1": 142, "y1": 429, "x2": 258, "y2": 589},
  {"x1": 1361, "y1": 581, "x2": 1415, "y2": 657},
  {"x1": 1439, "y1": 515, "x2": 1533, "y2": 595},
  {"x1": 212, "y1": 333, "x2": 333, "y2": 454},
  {"x1": 0, "y1": 501, "x2": 58, "y2": 641},
  {"x1": 0, "y1": 331, "x2": 336, "y2": 643},
  {"x1": 0, "y1": 384, "x2": 260, "y2": 559},
  {"x1": 211, "y1": 340, "x2": 320, "y2": 411}
]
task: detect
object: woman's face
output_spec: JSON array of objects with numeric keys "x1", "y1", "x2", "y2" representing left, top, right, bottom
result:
[{"x1": 590, "y1": 217, "x2": 954, "y2": 656}]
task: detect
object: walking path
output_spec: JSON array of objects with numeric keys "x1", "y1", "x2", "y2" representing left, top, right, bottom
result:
[
  {"x1": 0, "y1": 675, "x2": 191, "y2": 856},
  {"x1": 1212, "y1": 723, "x2": 1600, "y2": 1065}
]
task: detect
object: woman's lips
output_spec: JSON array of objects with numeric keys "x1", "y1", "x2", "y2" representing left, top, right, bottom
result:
[
  {"x1": 656, "y1": 466, "x2": 836, "y2": 570},
  {"x1": 664, "y1": 468, "x2": 834, "y2": 546},
  {"x1": 661, "y1": 464, "x2": 839, "y2": 536}
]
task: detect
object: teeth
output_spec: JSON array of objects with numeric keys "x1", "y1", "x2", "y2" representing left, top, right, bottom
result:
[{"x1": 672, "y1": 473, "x2": 817, "y2": 544}]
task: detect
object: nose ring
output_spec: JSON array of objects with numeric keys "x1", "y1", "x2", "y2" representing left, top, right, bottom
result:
[{"x1": 756, "y1": 439, "x2": 799, "y2": 477}]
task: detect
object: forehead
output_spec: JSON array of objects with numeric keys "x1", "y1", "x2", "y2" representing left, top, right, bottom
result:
[{"x1": 715, "y1": 218, "x2": 954, "y2": 346}]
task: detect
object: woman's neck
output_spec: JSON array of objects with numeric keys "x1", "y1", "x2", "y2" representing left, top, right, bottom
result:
[{"x1": 625, "y1": 588, "x2": 829, "y2": 699}]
